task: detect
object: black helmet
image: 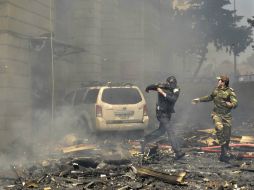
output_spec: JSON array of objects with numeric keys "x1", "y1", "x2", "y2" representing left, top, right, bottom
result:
[{"x1": 166, "y1": 76, "x2": 177, "y2": 88}]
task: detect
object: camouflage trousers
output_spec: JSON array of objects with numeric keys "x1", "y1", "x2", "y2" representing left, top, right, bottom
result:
[{"x1": 211, "y1": 112, "x2": 232, "y2": 146}]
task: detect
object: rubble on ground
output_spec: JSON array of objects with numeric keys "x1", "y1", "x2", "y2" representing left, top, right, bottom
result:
[{"x1": 1, "y1": 123, "x2": 254, "y2": 190}]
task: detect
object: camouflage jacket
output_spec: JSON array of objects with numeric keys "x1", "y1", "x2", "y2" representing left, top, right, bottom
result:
[{"x1": 199, "y1": 87, "x2": 238, "y2": 115}]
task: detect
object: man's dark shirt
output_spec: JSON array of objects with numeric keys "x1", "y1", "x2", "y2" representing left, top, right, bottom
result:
[{"x1": 146, "y1": 84, "x2": 180, "y2": 114}]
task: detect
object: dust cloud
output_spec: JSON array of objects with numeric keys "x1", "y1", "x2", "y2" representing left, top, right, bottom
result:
[{"x1": 0, "y1": 0, "x2": 253, "y2": 169}]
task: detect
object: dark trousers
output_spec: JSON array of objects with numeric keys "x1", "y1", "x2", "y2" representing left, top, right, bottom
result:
[{"x1": 144, "y1": 112, "x2": 180, "y2": 153}]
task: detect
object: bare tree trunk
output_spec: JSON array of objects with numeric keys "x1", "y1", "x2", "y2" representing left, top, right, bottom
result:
[{"x1": 192, "y1": 55, "x2": 205, "y2": 80}]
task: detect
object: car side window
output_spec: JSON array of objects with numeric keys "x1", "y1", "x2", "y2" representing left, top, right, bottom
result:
[
  {"x1": 84, "y1": 89, "x2": 99, "y2": 104},
  {"x1": 74, "y1": 89, "x2": 86, "y2": 105},
  {"x1": 64, "y1": 91, "x2": 75, "y2": 105}
]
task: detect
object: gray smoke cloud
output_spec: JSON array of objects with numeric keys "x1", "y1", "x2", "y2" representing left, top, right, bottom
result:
[{"x1": 1, "y1": 0, "x2": 253, "y2": 170}]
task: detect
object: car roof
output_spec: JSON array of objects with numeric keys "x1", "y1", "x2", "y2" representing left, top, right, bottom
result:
[
  {"x1": 100, "y1": 85, "x2": 139, "y2": 89},
  {"x1": 80, "y1": 82, "x2": 139, "y2": 89}
]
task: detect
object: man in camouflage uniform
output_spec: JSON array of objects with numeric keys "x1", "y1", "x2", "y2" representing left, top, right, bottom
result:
[{"x1": 192, "y1": 75, "x2": 238, "y2": 162}]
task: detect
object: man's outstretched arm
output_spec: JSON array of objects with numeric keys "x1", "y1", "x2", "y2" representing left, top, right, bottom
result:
[{"x1": 192, "y1": 91, "x2": 215, "y2": 104}]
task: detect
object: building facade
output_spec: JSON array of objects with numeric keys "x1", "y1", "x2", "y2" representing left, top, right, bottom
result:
[{"x1": 0, "y1": 0, "x2": 52, "y2": 147}]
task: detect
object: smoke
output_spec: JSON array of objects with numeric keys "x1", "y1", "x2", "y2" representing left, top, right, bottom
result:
[
  {"x1": 1, "y1": 0, "x2": 252, "y2": 170},
  {"x1": 52, "y1": 0, "x2": 236, "y2": 135},
  {"x1": 0, "y1": 106, "x2": 86, "y2": 170}
]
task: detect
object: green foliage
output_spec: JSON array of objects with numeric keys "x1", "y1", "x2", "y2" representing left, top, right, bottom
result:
[
  {"x1": 247, "y1": 17, "x2": 254, "y2": 27},
  {"x1": 172, "y1": 0, "x2": 253, "y2": 60},
  {"x1": 247, "y1": 17, "x2": 254, "y2": 50}
]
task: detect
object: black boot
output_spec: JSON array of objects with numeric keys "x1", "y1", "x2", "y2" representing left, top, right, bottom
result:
[
  {"x1": 225, "y1": 140, "x2": 231, "y2": 151},
  {"x1": 147, "y1": 144, "x2": 159, "y2": 157},
  {"x1": 174, "y1": 150, "x2": 185, "y2": 160},
  {"x1": 219, "y1": 144, "x2": 230, "y2": 162}
]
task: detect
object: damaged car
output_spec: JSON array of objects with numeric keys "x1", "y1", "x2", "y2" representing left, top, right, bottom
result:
[{"x1": 64, "y1": 82, "x2": 149, "y2": 135}]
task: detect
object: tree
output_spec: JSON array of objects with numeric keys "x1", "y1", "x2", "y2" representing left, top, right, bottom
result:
[
  {"x1": 171, "y1": 0, "x2": 253, "y2": 77},
  {"x1": 247, "y1": 17, "x2": 254, "y2": 27},
  {"x1": 247, "y1": 16, "x2": 254, "y2": 50}
]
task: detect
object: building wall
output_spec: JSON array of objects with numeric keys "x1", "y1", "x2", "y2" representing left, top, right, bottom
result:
[
  {"x1": 53, "y1": 0, "x2": 103, "y2": 97},
  {"x1": 54, "y1": 0, "x2": 162, "y2": 92},
  {"x1": 0, "y1": 0, "x2": 52, "y2": 147},
  {"x1": 143, "y1": 0, "x2": 161, "y2": 84},
  {"x1": 53, "y1": 1, "x2": 170, "y2": 124},
  {"x1": 102, "y1": 0, "x2": 145, "y2": 84}
]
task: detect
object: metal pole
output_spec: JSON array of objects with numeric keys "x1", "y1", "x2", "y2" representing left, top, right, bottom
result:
[
  {"x1": 50, "y1": 0, "x2": 55, "y2": 131},
  {"x1": 233, "y1": 0, "x2": 237, "y2": 82}
]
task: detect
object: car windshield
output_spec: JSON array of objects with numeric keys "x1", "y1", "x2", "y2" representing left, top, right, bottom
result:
[{"x1": 102, "y1": 88, "x2": 142, "y2": 104}]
